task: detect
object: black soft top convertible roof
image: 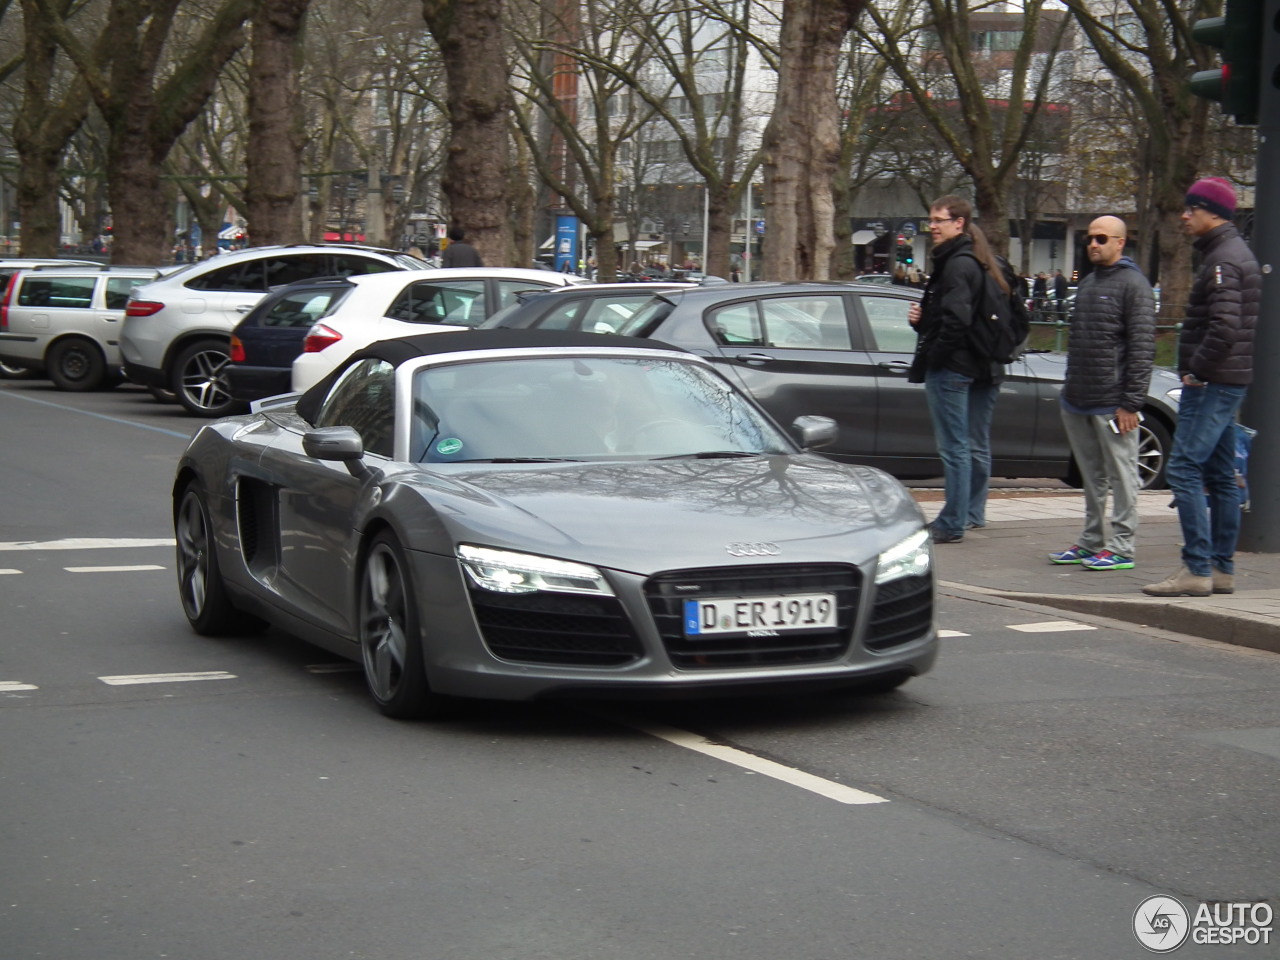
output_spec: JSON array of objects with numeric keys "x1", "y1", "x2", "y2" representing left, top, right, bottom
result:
[{"x1": 296, "y1": 328, "x2": 688, "y2": 425}]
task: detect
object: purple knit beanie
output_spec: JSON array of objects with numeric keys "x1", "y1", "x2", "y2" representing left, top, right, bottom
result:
[{"x1": 1185, "y1": 177, "x2": 1237, "y2": 219}]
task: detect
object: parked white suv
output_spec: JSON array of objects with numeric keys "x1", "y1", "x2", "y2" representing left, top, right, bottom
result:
[
  {"x1": 0, "y1": 265, "x2": 161, "y2": 390},
  {"x1": 289, "y1": 267, "x2": 589, "y2": 391},
  {"x1": 121, "y1": 244, "x2": 428, "y2": 416}
]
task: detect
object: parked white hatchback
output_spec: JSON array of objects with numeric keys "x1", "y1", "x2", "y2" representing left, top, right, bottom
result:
[
  {"x1": 290, "y1": 267, "x2": 590, "y2": 391},
  {"x1": 0, "y1": 264, "x2": 161, "y2": 390}
]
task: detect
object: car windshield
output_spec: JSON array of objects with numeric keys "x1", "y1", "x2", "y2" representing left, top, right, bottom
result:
[{"x1": 411, "y1": 354, "x2": 793, "y2": 463}]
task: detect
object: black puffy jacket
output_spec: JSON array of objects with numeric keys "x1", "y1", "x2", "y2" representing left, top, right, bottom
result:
[
  {"x1": 1063, "y1": 257, "x2": 1156, "y2": 413},
  {"x1": 908, "y1": 234, "x2": 1003, "y2": 383},
  {"x1": 1180, "y1": 222, "x2": 1259, "y2": 386}
]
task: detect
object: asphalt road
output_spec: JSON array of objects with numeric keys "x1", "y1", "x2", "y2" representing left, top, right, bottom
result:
[{"x1": 2, "y1": 380, "x2": 1277, "y2": 959}]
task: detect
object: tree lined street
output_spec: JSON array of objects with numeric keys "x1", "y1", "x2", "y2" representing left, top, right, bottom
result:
[{"x1": 2, "y1": 379, "x2": 1277, "y2": 957}]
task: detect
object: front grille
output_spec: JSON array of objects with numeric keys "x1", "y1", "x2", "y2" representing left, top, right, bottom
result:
[
  {"x1": 645, "y1": 564, "x2": 860, "y2": 669},
  {"x1": 864, "y1": 575, "x2": 933, "y2": 650},
  {"x1": 469, "y1": 589, "x2": 643, "y2": 666}
]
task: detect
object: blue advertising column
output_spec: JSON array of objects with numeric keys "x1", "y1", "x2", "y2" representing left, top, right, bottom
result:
[{"x1": 554, "y1": 215, "x2": 579, "y2": 274}]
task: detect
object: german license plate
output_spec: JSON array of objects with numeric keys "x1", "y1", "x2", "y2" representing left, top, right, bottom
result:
[{"x1": 683, "y1": 594, "x2": 837, "y2": 638}]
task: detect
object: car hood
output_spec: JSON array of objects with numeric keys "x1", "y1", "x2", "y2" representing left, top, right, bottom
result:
[{"x1": 405, "y1": 455, "x2": 923, "y2": 573}]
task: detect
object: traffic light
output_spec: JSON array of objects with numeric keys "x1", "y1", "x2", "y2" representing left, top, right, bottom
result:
[
  {"x1": 1190, "y1": 0, "x2": 1265, "y2": 125},
  {"x1": 896, "y1": 237, "x2": 913, "y2": 264}
]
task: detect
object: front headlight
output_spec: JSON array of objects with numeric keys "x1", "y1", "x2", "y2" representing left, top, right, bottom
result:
[
  {"x1": 457, "y1": 545, "x2": 614, "y2": 596},
  {"x1": 1165, "y1": 387, "x2": 1182, "y2": 409},
  {"x1": 875, "y1": 529, "x2": 931, "y2": 585}
]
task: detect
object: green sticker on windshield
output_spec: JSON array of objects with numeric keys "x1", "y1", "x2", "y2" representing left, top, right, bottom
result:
[{"x1": 436, "y1": 437, "x2": 463, "y2": 456}]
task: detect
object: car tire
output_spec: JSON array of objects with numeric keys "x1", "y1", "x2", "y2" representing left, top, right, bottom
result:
[
  {"x1": 0, "y1": 359, "x2": 37, "y2": 379},
  {"x1": 173, "y1": 338, "x2": 244, "y2": 418},
  {"x1": 1136, "y1": 416, "x2": 1172, "y2": 490},
  {"x1": 47, "y1": 337, "x2": 107, "y2": 391},
  {"x1": 175, "y1": 482, "x2": 263, "y2": 635},
  {"x1": 358, "y1": 532, "x2": 443, "y2": 720},
  {"x1": 1065, "y1": 416, "x2": 1172, "y2": 491}
]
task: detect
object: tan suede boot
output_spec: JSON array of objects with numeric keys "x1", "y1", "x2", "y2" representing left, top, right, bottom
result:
[
  {"x1": 1212, "y1": 569, "x2": 1235, "y2": 594},
  {"x1": 1142, "y1": 567, "x2": 1212, "y2": 598}
]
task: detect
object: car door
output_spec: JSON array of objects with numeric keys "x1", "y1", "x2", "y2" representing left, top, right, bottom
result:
[
  {"x1": 854, "y1": 290, "x2": 1046, "y2": 473},
  {"x1": 696, "y1": 292, "x2": 881, "y2": 458},
  {"x1": 263, "y1": 358, "x2": 396, "y2": 634},
  {"x1": 16, "y1": 274, "x2": 99, "y2": 350},
  {"x1": 101, "y1": 275, "x2": 151, "y2": 359}
]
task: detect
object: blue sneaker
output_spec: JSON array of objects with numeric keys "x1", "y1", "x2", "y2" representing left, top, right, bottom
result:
[
  {"x1": 1049, "y1": 545, "x2": 1095, "y2": 565},
  {"x1": 1081, "y1": 549, "x2": 1134, "y2": 571}
]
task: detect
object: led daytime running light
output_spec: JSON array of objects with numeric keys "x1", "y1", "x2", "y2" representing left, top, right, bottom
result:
[
  {"x1": 457, "y1": 545, "x2": 612, "y2": 596},
  {"x1": 875, "y1": 529, "x2": 931, "y2": 584}
]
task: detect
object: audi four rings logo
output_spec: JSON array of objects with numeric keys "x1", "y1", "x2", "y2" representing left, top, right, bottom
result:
[{"x1": 725, "y1": 542, "x2": 780, "y2": 557}]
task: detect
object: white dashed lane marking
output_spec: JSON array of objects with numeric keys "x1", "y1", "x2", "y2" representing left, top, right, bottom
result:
[
  {"x1": 98, "y1": 672, "x2": 237, "y2": 686},
  {"x1": 938, "y1": 629, "x2": 969, "y2": 637},
  {"x1": 1008, "y1": 620, "x2": 1098, "y2": 633},
  {"x1": 1, "y1": 680, "x2": 39, "y2": 692},
  {"x1": 622, "y1": 719, "x2": 889, "y2": 806},
  {"x1": 64, "y1": 565, "x2": 166, "y2": 573},
  {"x1": 0, "y1": 538, "x2": 175, "y2": 551},
  {"x1": 0, "y1": 569, "x2": 21, "y2": 575}
]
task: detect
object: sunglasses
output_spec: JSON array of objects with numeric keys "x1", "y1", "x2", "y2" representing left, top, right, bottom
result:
[{"x1": 1087, "y1": 234, "x2": 1123, "y2": 245}]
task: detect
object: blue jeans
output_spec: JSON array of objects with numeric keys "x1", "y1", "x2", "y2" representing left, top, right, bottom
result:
[
  {"x1": 1165, "y1": 382, "x2": 1246, "y2": 576},
  {"x1": 924, "y1": 367, "x2": 999, "y2": 536}
]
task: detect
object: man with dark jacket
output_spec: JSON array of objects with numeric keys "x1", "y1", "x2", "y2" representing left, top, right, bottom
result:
[
  {"x1": 1049, "y1": 216, "x2": 1155, "y2": 571},
  {"x1": 1053, "y1": 269, "x2": 1070, "y2": 318},
  {"x1": 907, "y1": 195, "x2": 1005, "y2": 543},
  {"x1": 1032, "y1": 272, "x2": 1048, "y2": 314},
  {"x1": 441, "y1": 227, "x2": 484, "y2": 267},
  {"x1": 1144, "y1": 177, "x2": 1259, "y2": 597}
]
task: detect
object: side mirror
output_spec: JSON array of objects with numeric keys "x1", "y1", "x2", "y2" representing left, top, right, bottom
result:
[
  {"x1": 303, "y1": 426, "x2": 365, "y2": 461},
  {"x1": 791, "y1": 415, "x2": 837, "y2": 450}
]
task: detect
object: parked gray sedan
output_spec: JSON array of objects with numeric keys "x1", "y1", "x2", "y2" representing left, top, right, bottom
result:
[
  {"x1": 484, "y1": 283, "x2": 1183, "y2": 488},
  {"x1": 174, "y1": 329, "x2": 938, "y2": 718}
]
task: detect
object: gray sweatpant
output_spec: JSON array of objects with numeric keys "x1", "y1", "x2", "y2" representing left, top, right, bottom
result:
[{"x1": 1060, "y1": 408, "x2": 1141, "y2": 558}]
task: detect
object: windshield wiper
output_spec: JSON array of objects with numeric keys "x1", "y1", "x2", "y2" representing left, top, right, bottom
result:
[
  {"x1": 653, "y1": 450, "x2": 761, "y2": 460},
  {"x1": 453, "y1": 457, "x2": 585, "y2": 463}
]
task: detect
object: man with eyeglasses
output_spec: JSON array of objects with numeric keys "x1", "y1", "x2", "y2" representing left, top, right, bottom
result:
[
  {"x1": 1049, "y1": 216, "x2": 1155, "y2": 572},
  {"x1": 1143, "y1": 177, "x2": 1259, "y2": 597}
]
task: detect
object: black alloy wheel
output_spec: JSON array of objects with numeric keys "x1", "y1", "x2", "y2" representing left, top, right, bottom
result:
[
  {"x1": 174, "y1": 483, "x2": 261, "y2": 635},
  {"x1": 358, "y1": 532, "x2": 440, "y2": 719}
]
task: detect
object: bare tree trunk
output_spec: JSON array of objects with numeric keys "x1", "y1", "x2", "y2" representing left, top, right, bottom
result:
[
  {"x1": 14, "y1": 0, "x2": 89, "y2": 256},
  {"x1": 423, "y1": 0, "x2": 513, "y2": 266},
  {"x1": 38, "y1": 0, "x2": 255, "y2": 264},
  {"x1": 245, "y1": 0, "x2": 311, "y2": 245},
  {"x1": 761, "y1": 0, "x2": 862, "y2": 281}
]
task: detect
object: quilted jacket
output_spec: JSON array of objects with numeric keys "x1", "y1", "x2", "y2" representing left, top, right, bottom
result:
[
  {"x1": 1180, "y1": 222, "x2": 1259, "y2": 386},
  {"x1": 1063, "y1": 257, "x2": 1156, "y2": 413}
]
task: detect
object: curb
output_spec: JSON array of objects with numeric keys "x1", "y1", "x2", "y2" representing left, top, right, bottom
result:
[{"x1": 940, "y1": 580, "x2": 1280, "y2": 654}]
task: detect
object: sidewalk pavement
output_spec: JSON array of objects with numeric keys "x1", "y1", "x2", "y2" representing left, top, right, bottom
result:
[{"x1": 914, "y1": 489, "x2": 1280, "y2": 655}]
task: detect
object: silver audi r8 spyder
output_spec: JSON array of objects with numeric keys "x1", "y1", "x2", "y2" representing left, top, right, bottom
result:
[{"x1": 173, "y1": 329, "x2": 937, "y2": 718}]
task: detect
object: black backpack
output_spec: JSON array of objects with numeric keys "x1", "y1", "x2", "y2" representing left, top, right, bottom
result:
[{"x1": 956, "y1": 252, "x2": 1031, "y2": 364}]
